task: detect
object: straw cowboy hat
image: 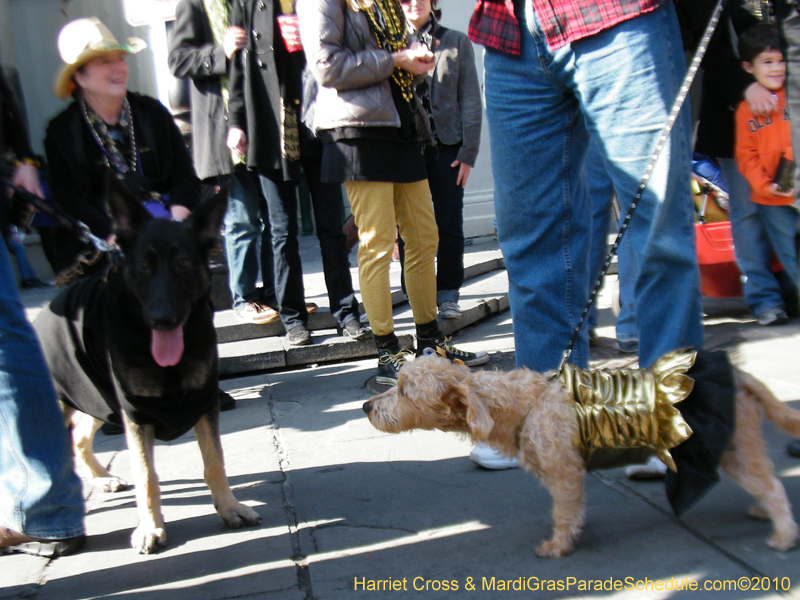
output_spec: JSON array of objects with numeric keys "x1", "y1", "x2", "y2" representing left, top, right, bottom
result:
[{"x1": 55, "y1": 18, "x2": 146, "y2": 100}]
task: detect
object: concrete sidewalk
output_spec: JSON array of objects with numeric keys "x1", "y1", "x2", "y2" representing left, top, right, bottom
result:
[{"x1": 5, "y1": 260, "x2": 800, "y2": 599}]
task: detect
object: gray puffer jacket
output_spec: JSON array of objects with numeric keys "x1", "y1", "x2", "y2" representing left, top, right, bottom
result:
[{"x1": 296, "y1": 0, "x2": 400, "y2": 131}]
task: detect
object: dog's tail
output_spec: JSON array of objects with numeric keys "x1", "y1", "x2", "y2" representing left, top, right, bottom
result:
[{"x1": 737, "y1": 370, "x2": 800, "y2": 437}]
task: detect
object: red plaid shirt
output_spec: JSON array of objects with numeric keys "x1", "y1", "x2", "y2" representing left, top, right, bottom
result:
[{"x1": 469, "y1": 0, "x2": 667, "y2": 56}]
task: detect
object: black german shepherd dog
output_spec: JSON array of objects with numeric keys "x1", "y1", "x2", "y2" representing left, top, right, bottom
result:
[{"x1": 34, "y1": 179, "x2": 261, "y2": 554}]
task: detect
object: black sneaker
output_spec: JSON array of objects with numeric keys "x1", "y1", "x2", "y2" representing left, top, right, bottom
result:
[
  {"x1": 376, "y1": 348, "x2": 414, "y2": 386},
  {"x1": 787, "y1": 440, "x2": 800, "y2": 458},
  {"x1": 286, "y1": 324, "x2": 312, "y2": 346},
  {"x1": 338, "y1": 319, "x2": 372, "y2": 340},
  {"x1": 218, "y1": 389, "x2": 236, "y2": 411},
  {"x1": 417, "y1": 335, "x2": 489, "y2": 367},
  {"x1": 100, "y1": 421, "x2": 124, "y2": 436}
]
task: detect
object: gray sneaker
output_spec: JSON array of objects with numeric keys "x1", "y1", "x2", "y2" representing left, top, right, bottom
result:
[
  {"x1": 338, "y1": 319, "x2": 371, "y2": 340},
  {"x1": 756, "y1": 306, "x2": 789, "y2": 326},
  {"x1": 438, "y1": 301, "x2": 462, "y2": 320},
  {"x1": 286, "y1": 325, "x2": 312, "y2": 346}
]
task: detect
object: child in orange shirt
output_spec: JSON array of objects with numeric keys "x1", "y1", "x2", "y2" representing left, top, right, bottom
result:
[{"x1": 735, "y1": 23, "x2": 799, "y2": 325}]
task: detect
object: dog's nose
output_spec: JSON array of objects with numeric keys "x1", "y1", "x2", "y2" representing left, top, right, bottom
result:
[{"x1": 362, "y1": 400, "x2": 372, "y2": 414}]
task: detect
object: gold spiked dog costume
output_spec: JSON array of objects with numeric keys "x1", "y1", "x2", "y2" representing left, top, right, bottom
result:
[{"x1": 557, "y1": 348, "x2": 736, "y2": 516}]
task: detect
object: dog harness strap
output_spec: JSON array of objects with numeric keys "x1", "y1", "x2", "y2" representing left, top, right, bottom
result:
[{"x1": 559, "y1": 350, "x2": 696, "y2": 472}]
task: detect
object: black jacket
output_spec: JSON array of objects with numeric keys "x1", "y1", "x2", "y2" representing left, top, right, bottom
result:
[
  {"x1": 692, "y1": 2, "x2": 761, "y2": 159},
  {"x1": 229, "y1": 0, "x2": 301, "y2": 179},
  {"x1": 45, "y1": 93, "x2": 201, "y2": 269},
  {"x1": 168, "y1": 0, "x2": 233, "y2": 181},
  {"x1": 1, "y1": 66, "x2": 36, "y2": 238}
]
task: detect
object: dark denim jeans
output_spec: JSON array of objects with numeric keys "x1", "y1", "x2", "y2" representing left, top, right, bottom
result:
[
  {"x1": 259, "y1": 171, "x2": 308, "y2": 330},
  {"x1": 301, "y1": 150, "x2": 360, "y2": 327},
  {"x1": 426, "y1": 143, "x2": 465, "y2": 304}
]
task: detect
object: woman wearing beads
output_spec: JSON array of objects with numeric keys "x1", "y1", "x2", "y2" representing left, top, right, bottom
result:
[
  {"x1": 45, "y1": 18, "x2": 200, "y2": 273},
  {"x1": 297, "y1": 0, "x2": 488, "y2": 385}
]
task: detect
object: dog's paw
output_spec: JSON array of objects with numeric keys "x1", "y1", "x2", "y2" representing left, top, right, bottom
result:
[
  {"x1": 131, "y1": 526, "x2": 167, "y2": 554},
  {"x1": 747, "y1": 504, "x2": 769, "y2": 521},
  {"x1": 218, "y1": 502, "x2": 262, "y2": 529},
  {"x1": 535, "y1": 539, "x2": 573, "y2": 559},
  {"x1": 95, "y1": 476, "x2": 129, "y2": 493},
  {"x1": 768, "y1": 528, "x2": 799, "y2": 552}
]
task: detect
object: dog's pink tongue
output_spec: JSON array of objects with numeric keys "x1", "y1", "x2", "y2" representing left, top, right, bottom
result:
[{"x1": 151, "y1": 326, "x2": 184, "y2": 367}]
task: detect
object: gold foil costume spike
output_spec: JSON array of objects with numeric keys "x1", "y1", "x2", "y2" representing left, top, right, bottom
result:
[{"x1": 559, "y1": 350, "x2": 696, "y2": 472}]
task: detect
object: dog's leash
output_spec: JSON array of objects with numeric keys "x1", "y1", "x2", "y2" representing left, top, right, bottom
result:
[
  {"x1": 557, "y1": 0, "x2": 726, "y2": 374},
  {"x1": 2, "y1": 178, "x2": 124, "y2": 284}
]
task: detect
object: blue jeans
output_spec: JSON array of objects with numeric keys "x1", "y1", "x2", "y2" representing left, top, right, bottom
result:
[
  {"x1": 6, "y1": 235, "x2": 39, "y2": 282},
  {"x1": 757, "y1": 203, "x2": 800, "y2": 291},
  {"x1": 586, "y1": 139, "x2": 639, "y2": 344},
  {"x1": 485, "y1": 1, "x2": 703, "y2": 371},
  {"x1": 0, "y1": 239, "x2": 84, "y2": 539},
  {"x1": 222, "y1": 170, "x2": 277, "y2": 310},
  {"x1": 718, "y1": 158, "x2": 788, "y2": 314}
]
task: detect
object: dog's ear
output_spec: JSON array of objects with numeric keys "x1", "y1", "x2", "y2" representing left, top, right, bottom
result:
[
  {"x1": 105, "y1": 171, "x2": 153, "y2": 233},
  {"x1": 443, "y1": 383, "x2": 494, "y2": 438},
  {"x1": 465, "y1": 396, "x2": 495, "y2": 439},
  {"x1": 442, "y1": 383, "x2": 494, "y2": 438},
  {"x1": 189, "y1": 183, "x2": 229, "y2": 250},
  {"x1": 442, "y1": 383, "x2": 467, "y2": 416}
]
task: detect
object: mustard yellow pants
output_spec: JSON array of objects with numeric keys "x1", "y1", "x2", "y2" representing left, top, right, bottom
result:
[{"x1": 344, "y1": 180, "x2": 439, "y2": 337}]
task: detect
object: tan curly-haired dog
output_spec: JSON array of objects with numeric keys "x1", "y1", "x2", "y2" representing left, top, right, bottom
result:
[{"x1": 362, "y1": 355, "x2": 800, "y2": 558}]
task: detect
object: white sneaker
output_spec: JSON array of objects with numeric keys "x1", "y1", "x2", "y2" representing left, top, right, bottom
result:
[
  {"x1": 756, "y1": 306, "x2": 789, "y2": 326},
  {"x1": 438, "y1": 301, "x2": 462, "y2": 320},
  {"x1": 469, "y1": 443, "x2": 519, "y2": 470},
  {"x1": 625, "y1": 456, "x2": 667, "y2": 480}
]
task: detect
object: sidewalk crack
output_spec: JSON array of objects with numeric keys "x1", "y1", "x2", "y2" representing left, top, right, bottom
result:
[{"x1": 268, "y1": 395, "x2": 315, "y2": 600}]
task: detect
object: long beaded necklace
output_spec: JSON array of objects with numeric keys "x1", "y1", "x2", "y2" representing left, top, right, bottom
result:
[
  {"x1": 361, "y1": 0, "x2": 414, "y2": 103},
  {"x1": 80, "y1": 96, "x2": 143, "y2": 175}
]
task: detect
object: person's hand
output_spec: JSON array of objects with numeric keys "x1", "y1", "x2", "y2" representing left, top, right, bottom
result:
[
  {"x1": 227, "y1": 127, "x2": 248, "y2": 159},
  {"x1": 452, "y1": 160, "x2": 472, "y2": 188},
  {"x1": 223, "y1": 26, "x2": 247, "y2": 59},
  {"x1": 11, "y1": 162, "x2": 44, "y2": 199},
  {"x1": 769, "y1": 183, "x2": 794, "y2": 197},
  {"x1": 393, "y1": 43, "x2": 435, "y2": 75},
  {"x1": 746, "y1": 82, "x2": 779, "y2": 117},
  {"x1": 170, "y1": 204, "x2": 192, "y2": 221}
]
